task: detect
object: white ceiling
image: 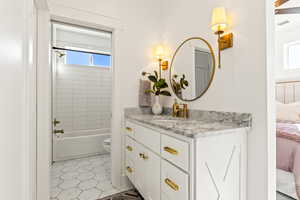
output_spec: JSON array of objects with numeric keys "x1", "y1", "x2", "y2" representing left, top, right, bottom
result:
[{"x1": 276, "y1": 0, "x2": 300, "y2": 32}]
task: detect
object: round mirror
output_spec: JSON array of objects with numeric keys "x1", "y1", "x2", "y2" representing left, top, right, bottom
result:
[{"x1": 170, "y1": 37, "x2": 216, "y2": 101}]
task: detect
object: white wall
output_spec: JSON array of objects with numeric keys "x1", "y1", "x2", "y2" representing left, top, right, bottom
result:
[
  {"x1": 0, "y1": 0, "x2": 37, "y2": 200},
  {"x1": 275, "y1": 29, "x2": 300, "y2": 81},
  {"x1": 46, "y1": 1, "x2": 275, "y2": 200},
  {"x1": 161, "y1": 0, "x2": 273, "y2": 200},
  {"x1": 0, "y1": 0, "x2": 272, "y2": 199}
]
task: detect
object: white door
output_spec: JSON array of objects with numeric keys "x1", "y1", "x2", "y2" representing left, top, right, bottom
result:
[{"x1": 194, "y1": 49, "x2": 212, "y2": 96}]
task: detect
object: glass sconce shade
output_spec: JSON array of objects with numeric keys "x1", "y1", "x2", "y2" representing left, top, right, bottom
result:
[{"x1": 211, "y1": 7, "x2": 228, "y2": 33}]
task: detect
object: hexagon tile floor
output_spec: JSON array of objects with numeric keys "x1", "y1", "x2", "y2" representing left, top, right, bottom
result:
[{"x1": 51, "y1": 154, "x2": 125, "y2": 200}]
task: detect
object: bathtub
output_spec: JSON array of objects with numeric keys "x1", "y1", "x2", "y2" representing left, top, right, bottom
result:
[{"x1": 53, "y1": 129, "x2": 110, "y2": 162}]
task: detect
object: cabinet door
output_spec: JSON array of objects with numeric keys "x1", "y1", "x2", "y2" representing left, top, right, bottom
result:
[
  {"x1": 125, "y1": 158, "x2": 135, "y2": 184},
  {"x1": 134, "y1": 142, "x2": 161, "y2": 200},
  {"x1": 134, "y1": 142, "x2": 147, "y2": 196},
  {"x1": 195, "y1": 132, "x2": 245, "y2": 200},
  {"x1": 144, "y1": 148, "x2": 161, "y2": 200}
]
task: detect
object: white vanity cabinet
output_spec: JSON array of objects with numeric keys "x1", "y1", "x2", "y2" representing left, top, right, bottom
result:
[
  {"x1": 125, "y1": 121, "x2": 161, "y2": 200},
  {"x1": 124, "y1": 120, "x2": 247, "y2": 200}
]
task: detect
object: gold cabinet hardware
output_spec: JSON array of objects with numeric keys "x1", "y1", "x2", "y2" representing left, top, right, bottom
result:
[
  {"x1": 126, "y1": 166, "x2": 133, "y2": 173},
  {"x1": 53, "y1": 118, "x2": 61, "y2": 127},
  {"x1": 164, "y1": 147, "x2": 178, "y2": 155},
  {"x1": 53, "y1": 129, "x2": 64, "y2": 134},
  {"x1": 172, "y1": 100, "x2": 189, "y2": 118},
  {"x1": 139, "y1": 153, "x2": 149, "y2": 160},
  {"x1": 125, "y1": 127, "x2": 133, "y2": 132},
  {"x1": 142, "y1": 154, "x2": 148, "y2": 160},
  {"x1": 165, "y1": 178, "x2": 179, "y2": 191},
  {"x1": 126, "y1": 146, "x2": 133, "y2": 152}
]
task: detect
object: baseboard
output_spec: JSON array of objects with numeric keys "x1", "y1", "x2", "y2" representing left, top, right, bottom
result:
[{"x1": 118, "y1": 174, "x2": 134, "y2": 191}]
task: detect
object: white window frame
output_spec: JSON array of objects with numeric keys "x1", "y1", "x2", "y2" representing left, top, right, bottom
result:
[{"x1": 284, "y1": 41, "x2": 300, "y2": 70}]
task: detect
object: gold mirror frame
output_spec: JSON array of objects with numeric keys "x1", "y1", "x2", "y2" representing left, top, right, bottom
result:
[{"x1": 169, "y1": 37, "x2": 216, "y2": 102}]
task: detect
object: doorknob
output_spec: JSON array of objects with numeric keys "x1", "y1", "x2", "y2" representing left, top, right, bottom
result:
[
  {"x1": 53, "y1": 118, "x2": 61, "y2": 127},
  {"x1": 54, "y1": 129, "x2": 64, "y2": 134}
]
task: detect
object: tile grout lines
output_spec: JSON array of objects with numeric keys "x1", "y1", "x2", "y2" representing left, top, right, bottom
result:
[{"x1": 50, "y1": 154, "x2": 124, "y2": 200}]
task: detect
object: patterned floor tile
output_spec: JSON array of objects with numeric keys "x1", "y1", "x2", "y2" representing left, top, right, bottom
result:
[
  {"x1": 59, "y1": 179, "x2": 80, "y2": 189},
  {"x1": 79, "y1": 180, "x2": 98, "y2": 190},
  {"x1": 57, "y1": 187, "x2": 82, "y2": 200},
  {"x1": 51, "y1": 154, "x2": 125, "y2": 200},
  {"x1": 79, "y1": 188, "x2": 102, "y2": 200}
]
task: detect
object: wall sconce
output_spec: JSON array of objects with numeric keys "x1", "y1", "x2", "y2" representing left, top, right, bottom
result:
[
  {"x1": 154, "y1": 45, "x2": 169, "y2": 78},
  {"x1": 211, "y1": 7, "x2": 233, "y2": 68}
]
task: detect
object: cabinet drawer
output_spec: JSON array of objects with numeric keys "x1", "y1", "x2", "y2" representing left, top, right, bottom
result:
[
  {"x1": 125, "y1": 158, "x2": 135, "y2": 184},
  {"x1": 161, "y1": 192, "x2": 171, "y2": 200},
  {"x1": 125, "y1": 136, "x2": 135, "y2": 161},
  {"x1": 161, "y1": 134, "x2": 189, "y2": 171},
  {"x1": 133, "y1": 123, "x2": 160, "y2": 154},
  {"x1": 161, "y1": 160, "x2": 189, "y2": 200},
  {"x1": 124, "y1": 121, "x2": 135, "y2": 139}
]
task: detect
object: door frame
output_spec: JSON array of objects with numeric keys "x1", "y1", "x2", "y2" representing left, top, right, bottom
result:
[
  {"x1": 265, "y1": 0, "x2": 276, "y2": 200},
  {"x1": 35, "y1": 2, "x2": 129, "y2": 200},
  {"x1": 50, "y1": 22, "x2": 114, "y2": 162},
  {"x1": 35, "y1": 2, "x2": 51, "y2": 200}
]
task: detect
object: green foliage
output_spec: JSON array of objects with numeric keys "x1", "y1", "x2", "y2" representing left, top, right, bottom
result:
[
  {"x1": 172, "y1": 74, "x2": 189, "y2": 96},
  {"x1": 179, "y1": 74, "x2": 189, "y2": 89},
  {"x1": 142, "y1": 71, "x2": 171, "y2": 97}
]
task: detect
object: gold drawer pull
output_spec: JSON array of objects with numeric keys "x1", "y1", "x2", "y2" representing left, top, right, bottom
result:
[
  {"x1": 126, "y1": 166, "x2": 133, "y2": 173},
  {"x1": 165, "y1": 178, "x2": 179, "y2": 191},
  {"x1": 125, "y1": 127, "x2": 133, "y2": 132},
  {"x1": 139, "y1": 153, "x2": 149, "y2": 160},
  {"x1": 126, "y1": 146, "x2": 133, "y2": 152},
  {"x1": 164, "y1": 147, "x2": 178, "y2": 155}
]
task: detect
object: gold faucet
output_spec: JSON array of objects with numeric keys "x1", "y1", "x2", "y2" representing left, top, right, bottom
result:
[{"x1": 172, "y1": 99, "x2": 188, "y2": 118}]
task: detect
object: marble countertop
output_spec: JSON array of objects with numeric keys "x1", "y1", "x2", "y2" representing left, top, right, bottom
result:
[{"x1": 124, "y1": 108, "x2": 252, "y2": 138}]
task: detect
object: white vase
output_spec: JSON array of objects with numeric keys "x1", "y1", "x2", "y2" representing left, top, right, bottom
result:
[{"x1": 152, "y1": 95, "x2": 163, "y2": 115}]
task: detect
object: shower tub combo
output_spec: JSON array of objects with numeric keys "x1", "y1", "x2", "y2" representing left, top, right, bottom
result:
[{"x1": 53, "y1": 128, "x2": 111, "y2": 162}]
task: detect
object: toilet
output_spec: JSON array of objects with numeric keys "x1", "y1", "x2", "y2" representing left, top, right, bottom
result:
[{"x1": 103, "y1": 138, "x2": 111, "y2": 153}]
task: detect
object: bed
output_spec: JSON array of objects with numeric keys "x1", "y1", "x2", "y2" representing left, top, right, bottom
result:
[{"x1": 276, "y1": 80, "x2": 300, "y2": 199}]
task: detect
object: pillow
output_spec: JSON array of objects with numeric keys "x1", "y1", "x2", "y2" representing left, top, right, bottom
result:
[{"x1": 277, "y1": 101, "x2": 300, "y2": 122}]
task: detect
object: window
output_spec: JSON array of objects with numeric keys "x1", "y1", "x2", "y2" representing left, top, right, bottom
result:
[
  {"x1": 285, "y1": 41, "x2": 300, "y2": 70},
  {"x1": 92, "y1": 54, "x2": 111, "y2": 66},
  {"x1": 65, "y1": 50, "x2": 111, "y2": 67},
  {"x1": 66, "y1": 50, "x2": 90, "y2": 66}
]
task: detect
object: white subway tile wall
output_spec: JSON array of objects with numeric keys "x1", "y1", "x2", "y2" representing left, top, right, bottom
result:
[{"x1": 54, "y1": 64, "x2": 112, "y2": 135}]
